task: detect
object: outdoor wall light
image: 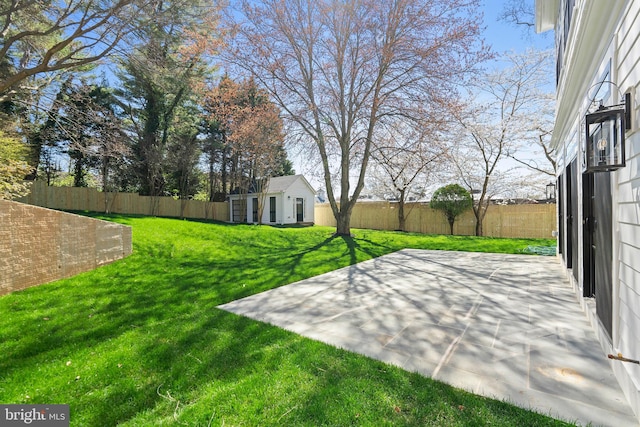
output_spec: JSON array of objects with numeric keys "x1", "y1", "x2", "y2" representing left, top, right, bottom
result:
[{"x1": 583, "y1": 92, "x2": 630, "y2": 173}]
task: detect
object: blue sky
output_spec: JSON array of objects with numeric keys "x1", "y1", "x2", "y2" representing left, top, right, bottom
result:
[{"x1": 481, "y1": 0, "x2": 552, "y2": 54}]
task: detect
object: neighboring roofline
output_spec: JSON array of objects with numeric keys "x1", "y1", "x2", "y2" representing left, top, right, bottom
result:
[{"x1": 535, "y1": 0, "x2": 559, "y2": 33}]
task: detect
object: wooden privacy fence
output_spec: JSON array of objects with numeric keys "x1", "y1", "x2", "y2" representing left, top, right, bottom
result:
[
  {"x1": 20, "y1": 181, "x2": 230, "y2": 222},
  {"x1": 19, "y1": 183, "x2": 555, "y2": 238},
  {"x1": 314, "y1": 201, "x2": 556, "y2": 239}
]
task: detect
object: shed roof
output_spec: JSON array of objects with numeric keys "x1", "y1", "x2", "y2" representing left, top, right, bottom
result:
[
  {"x1": 229, "y1": 175, "x2": 316, "y2": 196},
  {"x1": 263, "y1": 175, "x2": 315, "y2": 194}
]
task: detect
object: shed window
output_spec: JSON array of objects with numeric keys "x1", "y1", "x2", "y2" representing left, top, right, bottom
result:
[
  {"x1": 269, "y1": 197, "x2": 276, "y2": 223},
  {"x1": 252, "y1": 197, "x2": 258, "y2": 223}
]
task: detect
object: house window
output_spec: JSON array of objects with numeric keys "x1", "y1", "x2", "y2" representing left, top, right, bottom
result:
[
  {"x1": 269, "y1": 196, "x2": 276, "y2": 223},
  {"x1": 555, "y1": 0, "x2": 576, "y2": 85},
  {"x1": 252, "y1": 197, "x2": 258, "y2": 223}
]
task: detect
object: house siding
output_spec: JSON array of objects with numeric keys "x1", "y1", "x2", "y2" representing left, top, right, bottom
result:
[
  {"x1": 614, "y1": 0, "x2": 640, "y2": 404},
  {"x1": 261, "y1": 194, "x2": 283, "y2": 224},
  {"x1": 539, "y1": 0, "x2": 640, "y2": 420}
]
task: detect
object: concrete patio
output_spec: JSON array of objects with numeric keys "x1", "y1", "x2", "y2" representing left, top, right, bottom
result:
[{"x1": 219, "y1": 249, "x2": 639, "y2": 426}]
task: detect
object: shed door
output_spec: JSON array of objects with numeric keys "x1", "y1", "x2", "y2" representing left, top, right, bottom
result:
[
  {"x1": 296, "y1": 198, "x2": 304, "y2": 222},
  {"x1": 232, "y1": 199, "x2": 246, "y2": 223}
]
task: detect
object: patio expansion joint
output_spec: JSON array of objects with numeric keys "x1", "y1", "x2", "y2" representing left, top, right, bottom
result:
[
  {"x1": 433, "y1": 295, "x2": 484, "y2": 379},
  {"x1": 217, "y1": 249, "x2": 638, "y2": 426},
  {"x1": 381, "y1": 319, "x2": 415, "y2": 350},
  {"x1": 488, "y1": 266, "x2": 502, "y2": 280},
  {"x1": 491, "y1": 319, "x2": 501, "y2": 348}
]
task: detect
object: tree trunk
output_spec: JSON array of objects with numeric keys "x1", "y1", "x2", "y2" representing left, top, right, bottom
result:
[
  {"x1": 473, "y1": 204, "x2": 486, "y2": 236},
  {"x1": 73, "y1": 155, "x2": 86, "y2": 187},
  {"x1": 448, "y1": 219, "x2": 454, "y2": 235},
  {"x1": 208, "y1": 157, "x2": 215, "y2": 202},
  {"x1": 397, "y1": 189, "x2": 406, "y2": 231},
  {"x1": 105, "y1": 192, "x2": 118, "y2": 214},
  {"x1": 335, "y1": 209, "x2": 352, "y2": 236},
  {"x1": 221, "y1": 146, "x2": 228, "y2": 195},
  {"x1": 25, "y1": 141, "x2": 42, "y2": 181},
  {"x1": 398, "y1": 198, "x2": 407, "y2": 231}
]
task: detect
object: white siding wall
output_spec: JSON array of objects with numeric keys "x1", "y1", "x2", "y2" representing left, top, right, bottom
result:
[
  {"x1": 615, "y1": 0, "x2": 640, "y2": 381},
  {"x1": 284, "y1": 179, "x2": 315, "y2": 224},
  {"x1": 613, "y1": 0, "x2": 640, "y2": 415},
  {"x1": 259, "y1": 194, "x2": 283, "y2": 224}
]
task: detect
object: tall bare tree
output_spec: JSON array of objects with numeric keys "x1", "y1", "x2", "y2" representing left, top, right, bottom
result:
[{"x1": 227, "y1": 0, "x2": 489, "y2": 235}]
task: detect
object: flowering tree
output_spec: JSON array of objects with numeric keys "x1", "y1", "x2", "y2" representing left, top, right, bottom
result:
[
  {"x1": 232, "y1": 79, "x2": 285, "y2": 223},
  {"x1": 370, "y1": 121, "x2": 448, "y2": 231},
  {"x1": 204, "y1": 76, "x2": 286, "y2": 222},
  {"x1": 227, "y1": 0, "x2": 489, "y2": 235},
  {"x1": 452, "y1": 49, "x2": 553, "y2": 235}
]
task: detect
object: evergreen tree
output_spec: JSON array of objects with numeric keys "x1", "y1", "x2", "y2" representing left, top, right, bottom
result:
[{"x1": 115, "y1": 0, "x2": 221, "y2": 198}]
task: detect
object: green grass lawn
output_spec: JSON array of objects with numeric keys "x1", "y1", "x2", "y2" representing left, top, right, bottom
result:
[{"x1": 0, "y1": 215, "x2": 569, "y2": 426}]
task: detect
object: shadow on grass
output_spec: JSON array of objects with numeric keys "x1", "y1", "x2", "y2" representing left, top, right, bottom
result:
[
  {"x1": 75, "y1": 309, "x2": 571, "y2": 426},
  {"x1": 1, "y1": 220, "x2": 551, "y2": 374},
  {"x1": 0, "y1": 216, "x2": 565, "y2": 426},
  {"x1": 0, "y1": 226, "x2": 362, "y2": 375}
]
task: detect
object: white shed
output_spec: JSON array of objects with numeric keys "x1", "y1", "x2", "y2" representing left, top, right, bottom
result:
[{"x1": 228, "y1": 175, "x2": 316, "y2": 225}]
